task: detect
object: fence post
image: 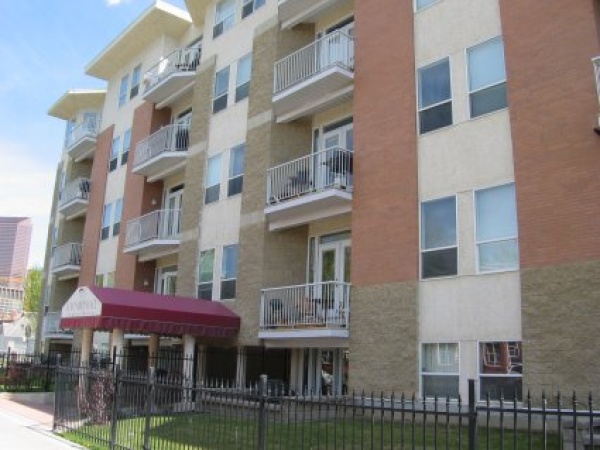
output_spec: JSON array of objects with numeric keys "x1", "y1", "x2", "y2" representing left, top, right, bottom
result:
[
  {"x1": 53, "y1": 354, "x2": 62, "y2": 432},
  {"x1": 45, "y1": 352, "x2": 52, "y2": 391},
  {"x1": 109, "y1": 366, "x2": 121, "y2": 450},
  {"x1": 143, "y1": 367, "x2": 156, "y2": 450},
  {"x1": 468, "y1": 379, "x2": 477, "y2": 450},
  {"x1": 257, "y1": 374, "x2": 268, "y2": 450}
]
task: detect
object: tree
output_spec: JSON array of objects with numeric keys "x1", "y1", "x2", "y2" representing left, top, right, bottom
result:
[{"x1": 23, "y1": 268, "x2": 43, "y2": 334}]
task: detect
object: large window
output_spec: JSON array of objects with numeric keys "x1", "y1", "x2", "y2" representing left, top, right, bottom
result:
[
  {"x1": 221, "y1": 244, "x2": 238, "y2": 300},
  {"x1": 101, "y1": 203, "x2": 112, "y2": 240},
  {"x1": 421, "y1": 196, "x2": 457, "y2": 278},
  {"x1": 228, "y1": 144, "x2": 245, "y2": 197},
  {"x1": 213, "y1": 66, "x2": 230, "y2": 113},
  {"x1": 480, "y1": 341, "x2": 523, "y2": 400},
  {"x1": 113, "y1": 198, "x2": 123, "y2": 237},
  {"x1": 118, "y1": 74, "x2": 129, "y2": 107},
  {"x1": 197, "y1": 249, "x2": 215, "y2": 300},
  {"x1": 235, "y1": 54, "x2": 252, "y2": 102},
  {"x1": 205, "y1": 154, "x2": 222, "y2": 204},
  {"x1": 418, "y1": 58, "x2": 452, "y2": 134},
  {"x1": 130, "y1": 64, "x2": 142, "y2": 99},
  {"x1": 475, "y1": 183, "x2": 518, "y2": 272},
  {"x1": 121, "y1": 128, "x2": 131, "y2": 165},
  {"x1": 213, "y1": 0, "x2": 235, "y2": 38},
  {"x1": 468, "y1": 37, "x2": 507, "y2": 118},
  {"x1": 242, "y1": 0, "x2": 265, "y2": 19},
  {"x1": 422, "y1": 343, "x2": 459, "y2": 398},
  {"x1": 109, "y1": 136, "x2": 120, "y2": 172}
]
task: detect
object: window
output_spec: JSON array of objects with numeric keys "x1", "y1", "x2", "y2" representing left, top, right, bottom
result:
[
  {"x1": 418, "y1": 58, "x2": 452, "y2": 134},
  {"x1": 109, "y1": 136, "x2": 120, "y2": 171},
  {"x1": 475, "y1": 183, "x2": 518, "y2": 272},
  {"x1": 95, "y1": 274, "x2": 104, "y2": 287},
  {"x1": 421, "y1": 196, "x2": 457, "y2": 278},
  {"x1": 130, "y1": 65, "x2": 142, "y2": 99},
  {"x1": 235, "y1": 54, "x2": 252, "y2": 102},
  {"x1": 422, "y1": 343, "x2": 459, "y2": 398},
  {"x1": 157, "y1": 266, "x2": 178, "y2": 296},
  {"x1": 118, "y1": 74, "x2": 129, "y2": 107},
  {"x1": 228, "y1": 144, "x2": 245, "y2": 196},
  {"x1": 221, "y1": 244, "x2": 238, "y2": 300},
  {"x1": 480, "y1": 341, "x2": 523, "y2": 400},
  {"x1": 105, "y1": 272, "x2": 115, "y2": 288},
  {"x1": 415, "y1": 0, "x2": 439, "y2": 11},
  {"x1": 213, "y1": 0, "x2": 235, "y2": 38},
  {"x1": 101, "y1": 203, "x2": 112, "y2": 240},
  {"x1": 205, "y1": 154, "x2": 222, "y2": 204},
  {"x1": 121, "y1": 129, "x2": 131, "y2": 165},
  {"x1": 197, "y1": 249, "x2": 215, "y2": 300},
  {"x1": 113, "y1": 198, "x2": 123, "y2": 236},
  {"x1": 468, "y1": 37, "x2": 507, "y2": 118},
  {"x1": 213, "y1": 66, "x2": 230, "y2": 113},
  {"x1": 242, "y1": 0, "x2": 265, "y2": 19}
]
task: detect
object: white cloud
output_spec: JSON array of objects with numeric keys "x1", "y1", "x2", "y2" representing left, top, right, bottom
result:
[
  {"x1": 0, "y1": 140, "x2": 54, "y2": 268},
  {"x1": 106, "y1": 0, "x2": 131, "y2": 6}
]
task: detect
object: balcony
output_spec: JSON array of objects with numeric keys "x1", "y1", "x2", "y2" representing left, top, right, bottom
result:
[
  {"x1": 124, "y1": 209, "x2": 181, "y2": 261},
  {"x1": 265, "y1": 148, "x2": 353, "y2": 230},
  {"x1": 278, "y1": 0, "x2": 352, "y2": 30},
  {"x1": 259, "y1": 281, "x2": 350, "y2": 342},
  {"x1": 143, "y1": 46, "x2": 201, "y2": 108},
  {"x1": 66, "y1": 118, "x2": 100, "y2": 161},
  {"x1": 42, "y1": 311, "x2": 73, "y2": 340},
  {"x1": 51, "y1": 243, "x2": 82, "y2": 280},
  {"x1": 132, "y1": 123, "x2": 189, "y2": 182},
  {"x1": 58, "y1": 178, "x2": 90, "y2": 220},
  {"x1": 273, "y1": 31, "x2": 354, "y2": 123}
]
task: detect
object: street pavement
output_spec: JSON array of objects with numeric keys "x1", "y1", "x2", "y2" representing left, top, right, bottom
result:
[{"x1": 0, "y1": 397, "x2": 83, "y2": 449}]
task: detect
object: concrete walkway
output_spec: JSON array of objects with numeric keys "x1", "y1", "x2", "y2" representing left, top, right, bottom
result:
[{"x1": 0, "y1": 396, "x2": 84, "y2": 449}]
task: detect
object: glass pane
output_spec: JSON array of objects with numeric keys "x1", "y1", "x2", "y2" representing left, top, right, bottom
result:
[
  {"x1": 237, "y1": 54, "x2": 252, "y2": 86},
  {"x1": 480, "y1": 376, "x2": 522, "y2": 401},
  {"x1": 421, "y1": 197, "x2": 456, "y2": 249},
  {"x1": 470, "y1": 82, "x2": 508, "y2": 117},
  {"x1": 422, "y1": 375, "x2": 459, "y2": 398},
  {"x1": 422, "y1": 248, "x2": 457, "y2": 278},
  {"x1": 422, "y1": 343, "x2": 459, "y2": 373},
  {"x1": 480, "y1": 342, "x2": 523, "y2": 374},
  {"x1": 221, "y1": 279, "x2": 236, "y2": 300},
  {"x1": 468, "y1": 38, "x2": 506, "y2": 91},
  {"x1": 418, "y1": 59, "x2": 450, "y2": 109},
  {"x1": 112, "y1": 137, "x2": 121, "y2": 159},
  {"x1": 343, "y1": 246, "x2": 351, "y2": 283},
  {"x1": 205, "y1": 184, "x2": 220, "y2": 204},
  {"x1": 227, "y1": 176, "x2": 243, "y2": 197},
  {"x1": 419, "y1": 101, "x2": 452, "y2": 134},
  {"x1": 320, "y1": 249, "x2": 336, "y2": 282},
  {"x1": 102, "y1": 204, "x2": 112, "y2": 228},
  {"x1": 476, "y1": 183, "x2": 517, "y2": 242},
  {"x1": 206, "y1": 155, "x2": 222, "y2": 187},
  {"x1": 479, "y1": 239, "x2": 518, "y2": 272},
  {"x1": 229, "y1": 144, "x2": 245, "y2": 177},
  {"x1": 214, "y1": 66, "x2": 230, "y2": 96},
  {"x1": 216, "y1": 0, "x2": 235, "y2": 22},
  {"x1": 199, "y1": 250, "x2": 214, "y2": 282},
  {"x1": 416, "y1": 0, "x2": 437, "y2": 10},
  {"x1": 197, "y1": 284, "x2": 213, "y2": 301},
  {"x1": 222, "y1": 244, "x2": 238, "y2": 279}
]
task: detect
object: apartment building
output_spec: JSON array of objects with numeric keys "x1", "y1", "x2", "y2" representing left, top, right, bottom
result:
[{"x1": 39, "y1": 0, "x2": 600, "y2": 400}]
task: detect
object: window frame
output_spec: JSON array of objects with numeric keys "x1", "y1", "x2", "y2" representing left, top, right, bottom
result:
[
  {"x1": 197, "y1": 248, "x2": 215, "y2": 300},
  {"x1": 213, "y1": 0, "x2": 236, "y2": 38},
  {"x1": 417, "y1": 57, "x2": 453, "y2": 135},
  {"x1": 478, "y1": 341, "x2": 523, "y2": 401},
  {"x1": 118, "y1": 74, "x2": 129, "y2": 107},
  {"x1": 421, "y1": 342, "x2": 460, "y2": 399},
  {"x1": 235, "y1": 53, "x2": 252, "y2": 102},
  {"x1": 213, "y1": 65, "x2": 230, "y2": 113},
  {"x1": 466, "y1": 36, "x2": 508, "y2": 119},
  {"x1": 112, "y1": 198, "x2": 123, "y2": 237},
  {"x1": 420, "y1": 195, "x2": 458, "y2": 280},
  {"x1": 242, "y1": 0, "x2": 265, "y2": 19},
  {"x1": 121, "y1": 128, "x2": 132, "y2": 165},
  {"x1": 205, "y1": 154, "x2": 222, "y2": 204},
  {"x1": 101, "y1": 203, "x2": 112, "y2": 240},
  {"x1": 130, "y1": 64, "x2": 142, "y2": 99},
  {"x1": 414, "y1": 0, "x2": 441, "y2": 12},
  {"x1": 220, "y1": 244, "x2": 238, "y2": 300},
  {"x1": 473, "y1": 182, "x2": 519, "y2": 274},
  {"x1": 228, "y1": 143, "x2": 245, "y2": 197},
  {"x1": 109, "y1": 135, "x2": 120, "y2": 172}
]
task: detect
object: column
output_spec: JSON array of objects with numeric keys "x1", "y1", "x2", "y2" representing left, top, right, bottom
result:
[
  {"x1": 235, "y1": 347, "x2": 247, "y2": 388},
  {"x1": 182, "y1": 334, "x2": 195, "y2": 382},
  {"x1": 148, "y1": 333, "x2": 159, "y2": 368},
  {"x1": 80, "y1": 328, "x2": 93, "y2": 366},
  {"x1": 111, "y1": 328, "x2": 125, "y2": 368}
]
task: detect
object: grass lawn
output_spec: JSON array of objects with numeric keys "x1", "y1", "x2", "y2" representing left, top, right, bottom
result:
[{"x1": 61, "y1": 412, "x2": 561, "y2": 450}]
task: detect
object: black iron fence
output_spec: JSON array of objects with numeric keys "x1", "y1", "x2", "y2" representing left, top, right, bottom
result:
[
  {"x1": 0, "y1": 350, "x2": 59, "y2": 392},
  {"x1": 54, "y1": 364, "x2": 600, "y2": 450}
]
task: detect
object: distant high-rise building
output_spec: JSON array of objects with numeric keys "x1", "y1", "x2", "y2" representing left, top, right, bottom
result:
[{"x1": 0, "y1": 217, "x2": 32, "y2": 286}]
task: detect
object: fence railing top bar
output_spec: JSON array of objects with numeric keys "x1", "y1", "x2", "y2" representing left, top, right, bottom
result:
[
  {"x1": 274, "y1": 29, "x2": 354, "y2": 68},
  {"x1": 261, "y1": 280, "x2": 351, "y2": 293},
  {"x1": 126, "y1": 208, "x2": 181, "y2": 225}
]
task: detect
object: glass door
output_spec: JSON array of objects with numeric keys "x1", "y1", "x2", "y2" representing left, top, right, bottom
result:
[
  {"x1": 164, "y1": 185, "x2": 183, "y2": 237},
  {"x1": 173, "y1": 111, "x2": 191, "y2": 151},
  {"x1": 317, "y1": 238, "x2": 351, "y2": 325},
  {"x1": 157, "y1": 266, "x2": 178, "y2": 296},
  {"x1": 322, "y1": 122, "x2": 354, "y2": 189},
  {"x1": 320, "y1": 21, "x2": 355, "y2": 70}
]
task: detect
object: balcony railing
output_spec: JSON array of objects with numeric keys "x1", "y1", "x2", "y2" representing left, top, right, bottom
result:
[
  {"x1": 144, "y1": 46, "x2": 201, "y2": 94},
  {"x1": 133, "y1": 123, "x2": 190, "y2": 170},
  {"x1": 51, "y1": 243, "x2": 83, "y2": 270},
  {"x1": 274, "y1": 30, "x2": 354, "y2": 94},
  {"x1": 43, "y1": 311, "x2": 72, "y2": 337},
  {"x1": 266, "y1": 147, "x2": 353, "y2": 204},
  {"x1": 125, "y1": 209, "x2": 181, "y2": 249},
  {"x1": 260, "y1": 281, "x2": 350, "y2": 330},
  {"x1": 59, "y1": 178, "x2": 90, "y2": 208},
  {"x1": 66, "y1": 117, "x2": 99, "y2": 149}
]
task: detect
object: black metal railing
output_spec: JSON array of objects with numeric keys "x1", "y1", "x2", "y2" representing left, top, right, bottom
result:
[
  {"x1": 0, "y1": 350, "x2": 61, "y2": 392},
  {"x1": 54, "y1": 364, "x2": 600, "y2": 450}
]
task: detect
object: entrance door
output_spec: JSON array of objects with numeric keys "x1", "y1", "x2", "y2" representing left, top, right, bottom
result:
[
  {"x1": 164, "y1": 185, "x2": 183, "y2": 237},
  {"x1": 319, "y1": 20, "x2": 355, "y2": 70},
  {"x1": 320, "y1": 122, "x2": 354, "y2": 189},
  {"x1": 158, "y1": 266, "x2": 178, "y2": 296},
  {"x1": 317, "y1": 237, "x2": 351, "y2": 325},
  {"x1": 301, "y1": 348, "x2": 346, "y2": 395}
]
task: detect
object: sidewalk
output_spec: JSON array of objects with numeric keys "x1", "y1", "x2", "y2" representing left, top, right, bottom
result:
[{"x1": 0, "y1": 395, "x2": 84, "y2": 449}]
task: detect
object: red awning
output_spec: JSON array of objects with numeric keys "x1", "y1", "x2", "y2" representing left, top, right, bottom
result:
[{"x1": 60, "y1": 286, "x2": 240, "y2": 338}]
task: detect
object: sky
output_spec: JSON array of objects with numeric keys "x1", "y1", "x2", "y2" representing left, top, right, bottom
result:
[{"x1": 0, "y1": 0, "x2": 187, "y2": 268}]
